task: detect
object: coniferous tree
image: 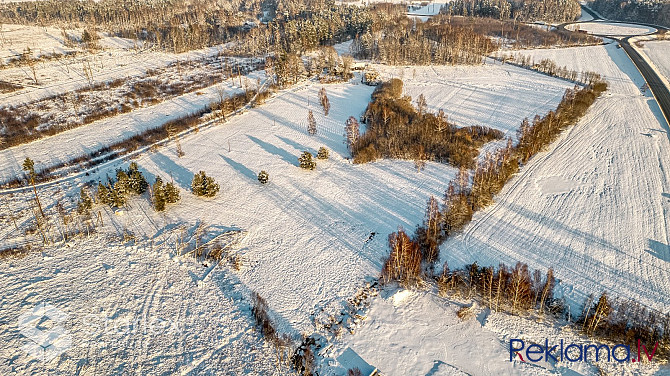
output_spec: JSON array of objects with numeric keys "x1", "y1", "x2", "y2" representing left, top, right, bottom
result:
[
  {"x1": 153, "y1": 177, "x2": 166, "y2": 211},
  {"x1": 22, "y1": 157, "x2": 44, "y2": 217},
  {"x1": 258, "y1": 170, "x2": 269, "y2": 184},
  {"x1": 307, "y1": 110, "x2": 317, "y2": 136},
  {"x1": 191, "y1": 171, "x2": 220, "y2": 197},
  {"x1": 317, "y1": 147, "x2": 329, "y2": 160},
  {"x1": 298, "y1": 151, "x2": 316, "y2": 170},
  {"x1": 164, "y1": 181, "x2": 181, "y2": 203},
  {"x1": 77, "y1": 187, "x2": 93, "y2": 215}
]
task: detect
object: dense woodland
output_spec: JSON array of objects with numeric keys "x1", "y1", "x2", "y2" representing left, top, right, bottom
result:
[
  {"x1": 590, "y1": 0, "x2": 670, "y2": 28},
  {"x1": 351, "y1": 11, "x2": 497, "y2": 65},
  {"x1": 444, "y1": 15, "x2": 601, "y2": 48},
  {"x1": 444, "y1": 0, "x2": 582, "y2": 23}
]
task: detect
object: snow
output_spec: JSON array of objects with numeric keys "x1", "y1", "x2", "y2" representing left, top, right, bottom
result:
[
  {"x1": 0, "y1": 69, "x2": 265, "y2": 184},
  {"x1": 372, "y1": 63, "x2": 574, "y2": 138},
  {"x1": 441, "y1": 43, "x2": 670, "y2": 314},
  {"x1": 338, "y1": 288, "x2": 666, "y2": 375},
  {"x1": 640, "y1": 39, "x2": 670, "y2": 84},
  {"x1": 566, "y1": 22, "x2": 656, "y2": 37},
  {"x1": 0, "y1": 236, "x2": 279, "y2": 375},
  {"x1": 0, "y1": 23, "x2": 235, "y2": 107}
]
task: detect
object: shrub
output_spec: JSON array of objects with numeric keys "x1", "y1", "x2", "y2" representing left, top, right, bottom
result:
[
  {"x1": 258, "y1": 170, "x2": 269, "y2": 184},
  {"x1": 191, "y1": 171, "x2": 220, "y2": 197},
  {"x1": 298, "y1": 152, "x2": 316, "y2": 170},
  {"x1": 317, "y1": 147, "x2": 329, "y2": 160}
]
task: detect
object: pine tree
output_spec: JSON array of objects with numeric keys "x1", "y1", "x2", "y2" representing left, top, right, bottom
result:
[
  {"x1": 307, "y1": 110, "x2": 317, "y2": 136},
  {"x1": 127, "y1": 162, "x2": 148, "y2": 194},
  {"x1": 96, "y1": 182, "x2": 111, "y2": 206},
  {"x1": 298, "y1": 151, "x2": 316, "y2": 170},
  {"x1": 77, "y1": 187, "x2": 93, "y2": 215},
  {"x1": 191, "y1": 171, "x2": 220, "y2": 197},
  {"x1": 317, "y1": 147, "x2": 329, "y2": 160},
  {"x1": 153, "y1": 177, "x2": 166, "y2": 211},
  {"x1": 22, "y1": 157, "x2": 44, "y2": 217},
  {"x1": 164, "y1": 181, "x2": 180, "y2": 203},
  {"x1": 258, "y1": 170, "x2": 269, "y2": 184}
]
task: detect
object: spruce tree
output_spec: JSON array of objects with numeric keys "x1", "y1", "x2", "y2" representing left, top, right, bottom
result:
[
  {"x1": 317, "y1": 147, "x2": 329, "y2": 159},
  {"x1": 153, "y1": 177, "x2": 166, "y2": 211},
  {"x1": 299, "y1": 151, "x2": 316, "y2": 170},
  {"x1": 258, "y1": 170, "x2": 269, "y2": 184},
  {"x1": 191, "y1": 171, "x2": 220, "y2": 197}
]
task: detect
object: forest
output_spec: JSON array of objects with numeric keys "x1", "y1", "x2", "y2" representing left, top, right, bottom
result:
[
  {"x1": 589, "y1": 0, "x2": 670, "y2": 28},
  {"x1": 444, "y1": 0, "x2": 582, "y2": 23}
]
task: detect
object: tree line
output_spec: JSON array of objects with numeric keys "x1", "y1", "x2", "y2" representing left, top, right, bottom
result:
[
  {"x1": 351, "y1": 8, "x2": 497, "y2": 65},
  {"x1": 444, "y1": 0, "x2": 582, "y2": 23},
  {"x1": 589, "y1": 0, "x2": 670, "y2": 28},
  {"x1": 351, "y1": 78, "x2": 504, "y2": 169}
]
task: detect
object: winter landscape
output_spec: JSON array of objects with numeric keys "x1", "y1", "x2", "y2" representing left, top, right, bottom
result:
[{"x1": 0, "y1": 0, "x2": 669, "y2": 375}]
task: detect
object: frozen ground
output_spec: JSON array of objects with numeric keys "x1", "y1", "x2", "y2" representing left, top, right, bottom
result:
[
  {"x1": 339, "y1": 288, "x2": 665, "y2": 375},
  {"x1": 441, "y1": 42, "x2": 670, "y2": 314},
  {"x1": 0, "y1": 69, "x2": 265, "y2": 184},
  {"x1": 0, "y1": 77, "x2": 458, "y2": 348},
  {"x1": 373, "y1": 63, "x2": 574, "y2": 138},
  {"x1": 0, "y1": 23, "x2": 233, "y2": 107},
  {"x1": 0, "y1": 236, "x2": 279, "y2": 375},
  {"x1": 567, "y1": 22, "x2": 656, "y2": 37},
  {"x1": 640, "y1": 39, "x2": 670, "y2": 84}
]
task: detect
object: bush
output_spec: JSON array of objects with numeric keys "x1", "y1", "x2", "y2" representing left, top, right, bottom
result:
[
  {"x1": 191, "y1": 171, "x2": 220, "y2": 197},
  {"x1": 258, "y1": 170, "x2": 269, "y2": 184},
  {"x1": 298, "y1": 152, "x2": 316, "y2": 170},
  {"x1": 317, "y1": 147, "x2": 329, "y2": 160}
]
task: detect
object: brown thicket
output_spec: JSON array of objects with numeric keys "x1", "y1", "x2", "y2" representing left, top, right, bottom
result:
[
  {"x1": 381, "y1": 228, "x2": 422, "y2": 288},
  {"x1": 352, "y1": 79, "x2": 504, "y2": 168}
]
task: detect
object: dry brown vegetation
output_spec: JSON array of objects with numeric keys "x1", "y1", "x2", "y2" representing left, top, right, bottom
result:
[
  {"x1": 1, "y1": 88, "x2": 271, "y2": 188},
  {"x1": 0, "y1": 57, "x2": 263, "y2": 151},
  {"x1": 353, "y1": 79, "x2": 504, "y2": 168}
]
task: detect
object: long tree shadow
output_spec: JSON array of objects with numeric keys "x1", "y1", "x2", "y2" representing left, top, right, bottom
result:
[
  {"x1": 149, "y1": 153, "x2": 194, "y2": 190},
  {"x1": 276, "y1": 135, "x2": 315, "y2": 155},
  {"x1": 647, "y1": 239, "x2": 670, "y2": 262},
  {"x1": 247, "y1": 135, "x2": 296, "y2": 166},
  {"x1": 219, "y1": 154, "x2": 257, "y2": 181}
]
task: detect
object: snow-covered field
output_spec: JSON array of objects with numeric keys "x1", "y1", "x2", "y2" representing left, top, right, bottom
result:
[
  {"x1": 0, "y1": 236, "x2": 279, "y2": 375},
  {"x1": 0, "y1": 23, "x2": 233, "y2": 107},
  {"x1": 567, "y1": 22, "x2": 656, "y2": 37},
  {"x1": 442, "y1": 43, "x2": 670, "y2": 315},
  {"x1": 640, "y1": 39, "x2": 670, "y2": 84},
  {"x1": 373, "y1": 63, "x2": 574, "y2": 138}
]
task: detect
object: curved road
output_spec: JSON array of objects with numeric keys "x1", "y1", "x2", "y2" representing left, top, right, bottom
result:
[{"x1": 561, "y1": 6, "x2": 670, "y2": 127}]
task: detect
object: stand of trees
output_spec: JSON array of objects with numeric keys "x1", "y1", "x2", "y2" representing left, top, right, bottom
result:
[
  {"x1": 442, "y1": 15, "x2": 601, "y2": 48},
  {"x1": 589, "y1": 0, "x2": 670, "y2": 28},
  {"x1": 351, "y1": 11, "x2": 497, "y2": 65},
  {"x1": 352, "y1": 78, "x2": 504, "y2": 169},
  {"x1": 444, "y1": 0, "x2": 582, "y2": 23}
]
